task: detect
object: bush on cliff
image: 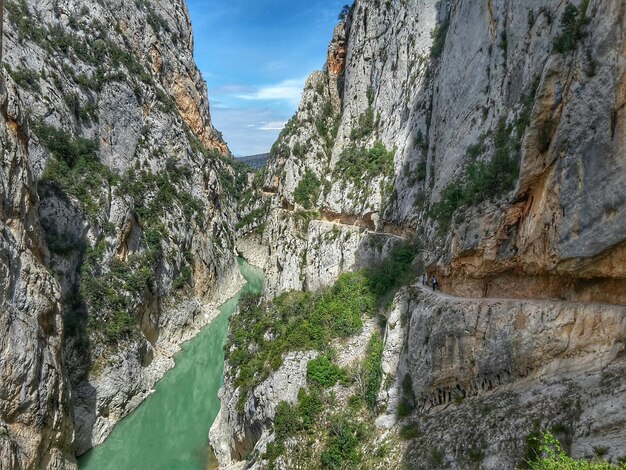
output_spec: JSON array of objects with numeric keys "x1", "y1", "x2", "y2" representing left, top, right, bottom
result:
[
  {"x1": 553, "y1": 1, "x2": 590, "y2": 54},
  {"x1": 528, "y1": 432, "x2": 625, "y2": 470},
  {"x1": 226, "y1": 240, "x2": 418, "y2": 414},
  {"x1": 293, "y1": 169, "x2": 321, "y2": 209},
  {"x1": 307, "y1": 354, "x2": 347, "y2": 388}
]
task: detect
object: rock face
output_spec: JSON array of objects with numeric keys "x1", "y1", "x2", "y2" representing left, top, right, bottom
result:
[
  {"x1": 253, "y1": 0, "x2": 625, "y2": 302},
  {"x1": 210, "y1": 351, "x2": 317, "y2": 468},
  {"x1": 2, "y1": 0, "x2": 626, "y2": 467},
  {"x1": 398, "y1": 286, "x2": 626, "y2": 468},
  {"x1": 0, "y1": 70, "x2": 75, "y2": 470},
  {"x1": 1, "y1": 0, "x2": 243, "y2": 465},
  {"x1": 216, "y1": 0, "x2": 626, "y2": 468}
]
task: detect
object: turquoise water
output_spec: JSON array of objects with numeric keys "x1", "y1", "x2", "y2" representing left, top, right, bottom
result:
[{"x1": 79, "y1": 259, "x2": 263, "y2": 470}]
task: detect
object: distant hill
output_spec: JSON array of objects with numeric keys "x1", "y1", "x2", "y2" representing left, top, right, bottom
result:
[{"x1": 238, "y1": 153, "x2": 270, "y2": 169}]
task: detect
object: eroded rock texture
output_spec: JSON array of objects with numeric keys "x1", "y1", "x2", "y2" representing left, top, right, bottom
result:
[
  {"x1": 397, "y1": 286, "x2": 626, "y2": 468},
  {"x1": 215, "y1": 0, "x2": 626, "y2": 468},
  {"x1": 1, "y1": 0, "x2": 242, "y2": 465},
  {"x1": 1, "y1": 70, "x2": 75, "y2": 470}
]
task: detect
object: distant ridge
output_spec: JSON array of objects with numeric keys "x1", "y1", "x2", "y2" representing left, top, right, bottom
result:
[{"x1": 238, "y1": 153, "x2": 270, "y2": 169}]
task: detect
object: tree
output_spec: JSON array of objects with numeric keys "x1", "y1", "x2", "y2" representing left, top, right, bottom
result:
[{"x1": 338, "y1": 4, "x2": 351, "y2": 21}]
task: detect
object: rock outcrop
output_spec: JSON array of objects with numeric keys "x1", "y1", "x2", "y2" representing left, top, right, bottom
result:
[
  {"x1": 396, "y1": 286, "x2": 626, "y2": 468},
  {"x1": 210, "y1": 351, "x2": 317, "y2": 468},
  {"x1": 215, "y1": 0, "x2": 626, "y2": 468},
  {"x1": 2, "y1": 0, "x2": 625, "y2": 467},
  {"x1": 0, "y1": 69, "x2": 75, "y2": 470},
  {"x1": 249, "y1": 0, "x2": 625, "y2": 303},
  {"x1": 0, "y1": 0, "x2": 244, "y2": 465}
]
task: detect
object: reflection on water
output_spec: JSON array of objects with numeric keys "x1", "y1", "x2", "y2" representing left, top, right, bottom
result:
[{"x1": 79, "y1": 259, "x2": 263, "y2": 470}]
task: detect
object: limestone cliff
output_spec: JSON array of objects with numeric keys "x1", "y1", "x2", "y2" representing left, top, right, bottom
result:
[
  {"x1": 214, "y1": 0, "x2": 626, "y2": 468},
  {"x1": 383, "y1": 286, "x2": 626, "y2": 468},
  {"x1": 249, "y1": 0, "x2": 625, "y2": 304},
  {"x1": 0, "y1": 0, "x2": 243, "y2": 466}
]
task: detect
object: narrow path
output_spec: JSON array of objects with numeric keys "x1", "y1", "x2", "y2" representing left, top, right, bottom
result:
[{"x1": 414, "y1": 282, "x2": 625, "y2": 309}]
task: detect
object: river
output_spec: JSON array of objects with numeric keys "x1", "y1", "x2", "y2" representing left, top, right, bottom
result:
[{"x1": 79, "y1": 259, "x2": 263, "y2": 469}]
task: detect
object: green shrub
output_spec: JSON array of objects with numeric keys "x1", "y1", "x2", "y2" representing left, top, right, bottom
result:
[
  {"x1": 173, "y1": 266, "x2": 192, "y2": 290},
  {"x1": 553, "y1": 2, "x2": 590, "y2": 53},
  {"x1": 147, "y1": 9, "x2": 170, "y2": 33},
  {"x1": 321, "y1": 415, "x2": 366, "y2": 469},
  {"x1": 334, "y1": 141, "x2": 394, "y2": 188},
  {"x1": 315, "y1": 100, "x2": 341, "y2": 151},
  {"x1": 35, "y1": 124, "x2": 99, "y2": 167},
  {"x1": 307, "y1": 355, "x2": 346, "y2": 388},
  {"x1": 362, "y1": 333, "x2": 384, "y2": 411},
  {"x1": 400, "y1": 424, "x2": 421, "y2": 440},
  {"x1": 293, "y1": 169, "x2": 321, "y2": 209},
  {"x1": 350, "y1": 107, "x2": 376, "y2": 140},
  {"x1": 430, "y1": 19, "x2": 450, "y2": 59},
  {"x1": 273, "y1": 388, "x2": 323, "y2": 440},
  {"x1": 528, "y1": 432, "x2": 625, "y2": 469},
  {"x1": 11, "y1": 68, "x2": 41, "y2": 92},
  {"x1": 37, "y1": 124, "x2": 113, "y2": 219},
  {"x1": 297, "y1": 388, "x2": 323, "y2": 430},
  {"x1": 274, "y1": 401, "x2": 300, "y2": 440},
  {"x1": 5, "y1": 0, "x2": 47, "y2": 43}
]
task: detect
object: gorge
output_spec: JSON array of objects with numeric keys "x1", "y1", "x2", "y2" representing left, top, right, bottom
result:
[{"x1": 0, "y1": 0, "x2": 625, "y2": 469}]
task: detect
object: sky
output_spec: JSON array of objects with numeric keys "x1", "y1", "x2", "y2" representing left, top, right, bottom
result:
[{"x1": 186, "y1": 0, "x2": 346, "y2": 156}]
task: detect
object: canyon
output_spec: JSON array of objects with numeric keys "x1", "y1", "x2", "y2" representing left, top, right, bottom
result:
[{"x1": 0, "y1": 0, "x2": 624, "y2": 469}]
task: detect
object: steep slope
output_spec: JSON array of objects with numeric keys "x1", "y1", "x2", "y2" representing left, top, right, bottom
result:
[
  {"x1": 0, "y1": 0, "x2": 245, "y2": 466},
  {"x1": 244, "y1": 0, "x2": 625, "y2": 304},
  {"x1": 215, "y1": 0, "x2": 626, "y2": 468}
]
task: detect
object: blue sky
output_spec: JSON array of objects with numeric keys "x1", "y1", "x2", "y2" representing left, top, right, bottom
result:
[{"x1": 186, "y1": 0, "x2": 346, "y2": 156}]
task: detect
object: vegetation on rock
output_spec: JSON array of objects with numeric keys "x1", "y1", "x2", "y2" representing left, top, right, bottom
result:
[
  {"x1": 528, "y1": 432, "x2": 626, "y2": 470},
  {"x1": 430, "y1": 19, "x2": 450, "y2": 59},
  {"x1": 429, "y1": 79, "x2": 539, "y2": 233},
  {"x1": 294, "y1": 169, "x2": 322, "y2": 209},
  {"x1": 226, "y1": 240, "x2": 418, "y2": 414},
  {"x1": 334, "y1": 141, "x2": 395, "y2": 198},
  {"x1": 553, "y1": 1, "x2": 590, "y2": 53}
]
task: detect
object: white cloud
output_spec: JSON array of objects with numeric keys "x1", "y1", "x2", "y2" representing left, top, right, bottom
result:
[
  {"x1": 211, "y1": 107, "x2": 292, "y2": 156},
  {"x1": 236, "y1": 78, "x2": 306, "y2": 105},
  {"x1": 259, "y1": 121, "x2": 286, "y2": 131}
]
